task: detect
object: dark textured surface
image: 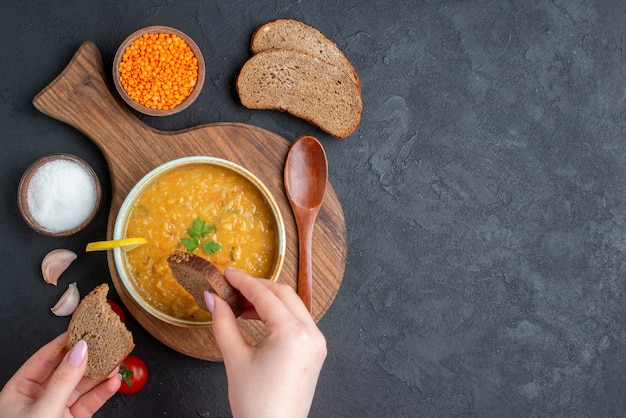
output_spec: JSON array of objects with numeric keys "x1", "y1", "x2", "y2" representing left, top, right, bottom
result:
[{"x1": 2, "y1": 1, "x2": 626, "y2": 416}]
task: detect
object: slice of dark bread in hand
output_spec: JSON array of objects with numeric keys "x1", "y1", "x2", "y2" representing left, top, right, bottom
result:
[
  {"x1": 250, "y1": 18, "x2": 361, "y2": 90},
  {"x1": 66, "y1": 283, "x2": 134, "y2": 381},
  {"x1": 167, "y1": 251, "x2": 243, "y2": 317},
  {"x1": 236, "y1": 49, "x2": 362, "y2": 138}
]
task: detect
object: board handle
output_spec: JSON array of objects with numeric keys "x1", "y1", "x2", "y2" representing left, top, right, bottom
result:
[{"x1": 32, "y1": 41, "x2": 154, "y2": 155}]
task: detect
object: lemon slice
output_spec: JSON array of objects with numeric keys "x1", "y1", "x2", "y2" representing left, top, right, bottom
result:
[{"x1": 85, "y1": 238, "x2": 147, "y2": 252}]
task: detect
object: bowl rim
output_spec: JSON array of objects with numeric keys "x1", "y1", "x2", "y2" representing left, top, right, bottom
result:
[
  {"x1": 17, "y1": 153, "x2": 102, "y2": 237},
  {"x1": 113, "y1": 156, "x2": 286, "y2": 327},
  {"x1": 112, "y1": 25, "x2": 206, "y2": 117}
]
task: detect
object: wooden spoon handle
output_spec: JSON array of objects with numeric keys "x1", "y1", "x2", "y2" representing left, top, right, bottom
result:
[
  {"x1": 32, "y1": 41, "x2": 155, "y2": 160},
  {"x1": 296, "y1": 209, "x2": 319, "y2": 313}
]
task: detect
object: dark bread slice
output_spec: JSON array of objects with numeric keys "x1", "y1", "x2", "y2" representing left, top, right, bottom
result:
[
  {"x1": 66, "y1": 284, "x2": 134, "y2": 381},
  {"x1": 250, "y1": 18, "x2": 361, "y2": 89},
  {"x1": 236, "y1": 49, "x2": 362, "y2": 138},
  {"x1": 167, "y1": 251, "x2": 243, "y2": 317}
]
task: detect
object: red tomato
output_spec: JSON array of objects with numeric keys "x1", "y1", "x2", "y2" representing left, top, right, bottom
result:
[
  {"x1": 107, "y1": 299, "x2": 126, "y2": 323},
  {"x1": 118, "y1": 354, "x2": 148, "y2": 394}
]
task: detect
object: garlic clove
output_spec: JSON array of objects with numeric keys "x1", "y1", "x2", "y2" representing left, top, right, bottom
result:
[
  {"x1": 42, "y1": 249, "x2": 77, "y2": 285},
  {"x1": 51, "y1": 282, "x2": 80, "y2": 316}
]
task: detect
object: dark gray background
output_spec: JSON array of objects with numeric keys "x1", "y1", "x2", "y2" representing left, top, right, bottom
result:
[{"x1": 2, "y1": 1, "x2": 626, "y2": 416}]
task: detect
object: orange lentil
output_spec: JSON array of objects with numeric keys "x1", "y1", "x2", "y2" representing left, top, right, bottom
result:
[{"x1": 118, "y1": 33, "x2": 199, "y2": 110}]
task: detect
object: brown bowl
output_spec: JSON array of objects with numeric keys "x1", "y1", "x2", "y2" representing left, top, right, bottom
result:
[
  {"x1": 18, "y1": 154, "x2": 102, "y2": 237},
  {"x1": 112, "y1": 26, "x2": 205, "y2": 116}
]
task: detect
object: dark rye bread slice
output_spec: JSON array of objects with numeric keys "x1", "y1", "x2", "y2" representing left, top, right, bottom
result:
[
  {"x1": 237, "y1": 49, "x2": 362, "y2": 138},
  {"x1": 250, "y1": 18, "x2": 361, "y2": 90},
  {"x1": 167, "y1": 251, "x2": 243, "y2": 317},
  {"x1": 66, "y1": 284, "x2": 134, "y2": 381}
]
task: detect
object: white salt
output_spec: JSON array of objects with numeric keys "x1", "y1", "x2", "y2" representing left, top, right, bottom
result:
[{"x1": 27, "y1": 159, "x2": 97, "y2": 233}]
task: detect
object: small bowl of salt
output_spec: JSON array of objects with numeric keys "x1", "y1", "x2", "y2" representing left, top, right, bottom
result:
[{"x1": 18, "y1": 154, "x2": 102, "y2": 237}]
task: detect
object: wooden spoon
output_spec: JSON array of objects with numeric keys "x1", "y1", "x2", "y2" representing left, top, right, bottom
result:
[{"x1": 284, "y1": 135, "x2": 328, "y2": 313}]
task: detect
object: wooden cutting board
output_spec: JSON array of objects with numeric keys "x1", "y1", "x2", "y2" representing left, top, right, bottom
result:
[{"x1": 32, "y1": 41, "x2": 347, "y2": 361}]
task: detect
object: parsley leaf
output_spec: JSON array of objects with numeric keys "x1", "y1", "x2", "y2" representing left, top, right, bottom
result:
[
  {"x1": 182, "y1": 237, "x2": 200, "y2": 252},
  {"x1": 203, "y1": 240, "x2": 222, "y2": 255},
  {"x1": 187, "y1": 218, "x2": 214, "y2": 237},
  {"x1": 183, "y1": 218, "x2": 220, "y2": 254}
]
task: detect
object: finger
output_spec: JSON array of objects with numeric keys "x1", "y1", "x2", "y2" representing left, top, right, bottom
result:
[
  {"x1": 206, "y1": 291, "x2": 251, "y2": 363},
  {"x1": 223, "y1": 268, "x2": 293, "y2": 323},
  {"x1": 226, "y1": 269, "x2": 314, "y2": 325},
  {"x1": 70, "y1": 374, "x2": 122, "y2": 418},
  {"x1": 34, "y1": 340, "x2": 88, "y2": 414},
  {"x1": 66, "y1": 366, "x2": 120, "y2": 407},
  {"x1": 235, "y1": 293, "x2": 260, "y2": 320},
  {"x1": 12, "y1": 332, "x2": 68, "y2": 385},
  {"x1": 264, "y1": 280, "x2": 317, "y2": 324}
]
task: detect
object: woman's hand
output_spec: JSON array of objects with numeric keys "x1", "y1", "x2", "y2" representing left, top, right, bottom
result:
[
  {"x1": 205, "y1": 267, "x2": 327, "y2": 418},
  {"x1": 0, "y1": 332, "x2": 121, "y2": 418}
]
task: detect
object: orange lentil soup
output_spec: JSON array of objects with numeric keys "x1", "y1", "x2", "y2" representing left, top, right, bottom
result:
[{"x1": 124, "y1": 164, "x2": 278, "y2": 321}]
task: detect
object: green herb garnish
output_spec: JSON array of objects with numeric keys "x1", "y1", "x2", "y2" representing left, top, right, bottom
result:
[
  {"x1": 182, "y1": 218, "x2": 221, "y2": 255},
  {"x1": 187, "y1": 218, "x2": 215, "y2": 238},
  {"x1": 181, "y1": 237, "x2": 200, "y2": 252},
  {"x1": 203, "y1": 240, "x2": 222, "y2": 255}
]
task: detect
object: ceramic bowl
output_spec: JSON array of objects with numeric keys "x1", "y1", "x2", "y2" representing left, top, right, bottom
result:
[
  {"x1": 17, "y1": 154, "x2": 102, "y2": 237},
  {"x1": 112, "y1": 26, "x2": 205, "y2": 116},
  {"x1": 113, "y1": 156, "x2": 286, "y2": 327}
]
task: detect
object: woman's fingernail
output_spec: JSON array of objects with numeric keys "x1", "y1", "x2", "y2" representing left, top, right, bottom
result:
[
  {"x1": 204, "y1": 291, "x2": 215, "y2": 312},
  {"x1": 224, "y1": 266, "x2": 236, "y2": 273},
  {"x1": 68, "y1": 340, "x2": 88, "y2": 366}
]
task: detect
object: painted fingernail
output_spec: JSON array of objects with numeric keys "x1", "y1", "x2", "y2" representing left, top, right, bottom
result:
[
  {"x1": 68, "y1": 340, "x2": 88, "y2": 366},
  {"x1": 204, "y1": 291, "x2": 215, "y2": 312}
]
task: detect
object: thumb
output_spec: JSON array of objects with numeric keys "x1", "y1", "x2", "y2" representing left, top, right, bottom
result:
[
  {"x1": 36, "y1": 340, "x2": 88, "y2": 414},
  {"x1": 205, "y1": 291, "x2": 250, "y2": 363}
]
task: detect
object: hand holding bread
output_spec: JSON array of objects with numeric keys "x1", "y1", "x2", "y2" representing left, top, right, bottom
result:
[
  {"x1": 66, "y1": 283, "x2": 135, "y2": 381},
  {"x1": 167, "y1": 251, "x2": 244, "y2": 317},
  {"x1": 206, "y1": 267, "x2": 327, "y2": 418},
  {"x1": 0, "y1": 332, "x2": 122, "y2": 417}
]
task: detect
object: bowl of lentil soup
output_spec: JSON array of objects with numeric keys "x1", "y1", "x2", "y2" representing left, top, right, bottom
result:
[
  {"x1": 113, "y1": 157, "x2": 286, "y2": 327},
  {"x1": 113, "y1": 26, "x2": 205, "y2": 116}
]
